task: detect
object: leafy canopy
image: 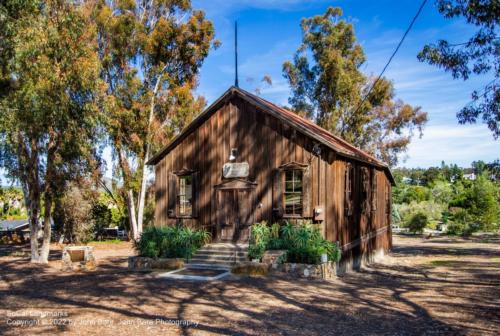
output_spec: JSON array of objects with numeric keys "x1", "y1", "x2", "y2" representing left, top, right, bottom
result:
[
  {"x1": 418, "y1": 0, "x2": 499, "y2": 138},
  {"x1": 283, "y1": 7, "x2": 428, "y2": 166}
]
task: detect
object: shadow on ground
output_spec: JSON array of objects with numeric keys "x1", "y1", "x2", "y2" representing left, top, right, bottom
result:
[{"x1": 0, "y1": 236, "x2": 498, "y2": 335}]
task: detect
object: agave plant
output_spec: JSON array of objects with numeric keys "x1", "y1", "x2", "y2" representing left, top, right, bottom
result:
[{"x1": 280, "y1": 221, "x2": 296, "y2": 244}]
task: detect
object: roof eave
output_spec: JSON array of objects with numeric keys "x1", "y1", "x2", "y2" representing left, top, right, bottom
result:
[{"x1": 146, "y1": 86, "x2": 396, "y2": 185}]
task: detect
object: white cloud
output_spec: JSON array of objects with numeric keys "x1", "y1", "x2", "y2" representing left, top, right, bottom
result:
[{"x1": 402, "y1": 124, "x2": 498, "y2": 168}]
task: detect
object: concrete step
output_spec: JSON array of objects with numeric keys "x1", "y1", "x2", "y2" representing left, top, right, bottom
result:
[
  {"x1": 198, "y1": 244, "x2": 248, "y2": 252},
  {"x1": 188, "y1": 259, "x2": 237, "y2": 267},
  {"x1": 188, "y1": 243, "x2": 249, "y2": 268},
  {"x1": 194, "y1": 251, "x2": 248, "y2": 258},
  {"x1": 191, "y1": 254, "x2": 247, "y2": 261},
  {"x1": 192, "y1": 254, "x2": 248, "y2": 261},
  {"x1": 185, "y1": 263, "x2": 231, "y2": 270}
]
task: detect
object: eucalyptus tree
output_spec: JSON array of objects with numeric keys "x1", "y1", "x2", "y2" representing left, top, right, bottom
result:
[
  {"x1": 418, "y1": 0, "x2": 499, "y2": 138},
  {"x1": 283, "y1": 7, "x2": 428, "y2": 166},
  {"x1": 94, "y1": 0, "x2": 216, "y2": 239},
  {"x1": 0, "y1": 0, "x2": 103, "y2": 262}
]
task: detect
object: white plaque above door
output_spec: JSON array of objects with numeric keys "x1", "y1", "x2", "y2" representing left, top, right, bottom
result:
[{"x1": 222, "y1": 162, "x2": 249, "y2": 178}]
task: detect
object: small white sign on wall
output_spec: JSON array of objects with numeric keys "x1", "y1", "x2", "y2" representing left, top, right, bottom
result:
[{"x1": 223, "y1": 162, "x2": 249, "y2": 178}]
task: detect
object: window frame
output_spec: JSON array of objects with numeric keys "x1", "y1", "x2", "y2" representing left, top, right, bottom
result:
[
  {"x1": 344, "y1": 163, "x2": 354, "y2": 217},
  {"x1": 371, "y1": 169, "x2": 378, "y2": 212},
  {"x1": 283, "y1": 168, "x2": 304, "y2": 218},
  {"x1": 172, "y1": 169, "x2": 196, "y2": 219}
]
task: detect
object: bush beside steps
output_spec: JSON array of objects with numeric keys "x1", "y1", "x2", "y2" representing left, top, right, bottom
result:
[{"x1": 130, "y1": 225, "x2": 211, "y2": 271}]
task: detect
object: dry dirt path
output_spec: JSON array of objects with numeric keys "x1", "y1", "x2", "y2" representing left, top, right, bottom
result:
[{"x1": 0, "y1": 235, "x2": 498, "y2": 335}]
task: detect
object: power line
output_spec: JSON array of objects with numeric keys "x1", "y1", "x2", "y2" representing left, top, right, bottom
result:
[
  {"x1": 353, "y1": 0, "x2": 428, "y2": 115},
  {"x1": 465, "y1": 78, "x2": 497, "y2": 106}
]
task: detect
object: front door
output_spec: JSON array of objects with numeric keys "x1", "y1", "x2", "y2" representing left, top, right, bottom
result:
[{"x1": 217, "y1": 188, "x2": 253, "y2": 242}]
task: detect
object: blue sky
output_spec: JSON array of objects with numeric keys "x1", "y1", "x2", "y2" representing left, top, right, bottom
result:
[
  {"x1": 192, "y1": 0, "x2": 498, "y2": 168},
  {"x1": 1, "y1": 0, "x2": 497, "y2": 186}
]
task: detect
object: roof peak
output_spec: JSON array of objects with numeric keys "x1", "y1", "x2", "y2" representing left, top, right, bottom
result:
[{"x1": 147, "y1": 86, "x2": 394, "y2": 184}]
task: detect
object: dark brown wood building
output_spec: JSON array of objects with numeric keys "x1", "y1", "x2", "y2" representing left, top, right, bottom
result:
[{"x1": 148, "y1": 86, "x2": 394, "y2": 268}]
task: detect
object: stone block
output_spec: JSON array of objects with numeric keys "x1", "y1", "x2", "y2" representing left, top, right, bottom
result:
[
  {"x1": 128, "y1": 256, "x2": 184, "y2": 270},
  {"x1": 62, "y1": 246, "x2": 95, "y2": 271},
  {"x1": 262, "y1": 250, "x2": 286, "y2": 265},
  {"x1": 231, "y1": 262, "x2": 270, "y2": 276}
]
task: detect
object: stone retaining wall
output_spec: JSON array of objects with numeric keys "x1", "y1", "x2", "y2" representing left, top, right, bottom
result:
[
  {"x1": 270, "y1": 261, "x2": 337, "y2": 279},
  {"x1": 128, "y1": 256, "x2": 184, "y2": 270}
]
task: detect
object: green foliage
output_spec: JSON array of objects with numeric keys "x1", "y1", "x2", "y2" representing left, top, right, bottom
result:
[
  {"x1": 402, "y1": 186, "x2": 431, "y2": 203},
  {"x1": 52, "y1": 183, "x2": 97, "y2": 244},
  {"x1": 466, "y1": 175, "x2": 498, "y2": 231},
  {"x1": 248, "y1": 244, "x2": 266, "y2": 261},
  {"x1": 430, "y1": 181, "x2": 453, "y2": 204},
  {"x1": 393, "y1": 162, "x2": 499, "y2": 235},
  {"x1": 0, "y1": 187, "x2": 26, "y2": 220},
  {"x1": 134, "y1": 226, "x2": 211, "y2": 259},
  {"x1": 94, "y1": 0, "x2": 218, "y2": 237},
  {"x1": 408, "y1": 213, "x2": 428, "y2": 234},
  {"x1": 248, "y1": 221, "x2": 271, "y2": 260},
  {"x1": 418, "y1": 0, "x2": 499, "y2": 137},
  {"x1": 91, "y1": 193, "x2": 127, "y2": 235},
  {"x1": 0, "y1": 0, "x2": 103, "y2": 261},
  {"x1": 248, "y1": 221, "x2": 341, "y2": 264},
  {"x1": 447, "y1": 208, "x2": 479, "y2": 236},
  {"x1": 398, "y1": 201, "x2": 446, "y2": 228},
  {"x1": 283, "y1": 6, "x2": 427, "y2": 166}
]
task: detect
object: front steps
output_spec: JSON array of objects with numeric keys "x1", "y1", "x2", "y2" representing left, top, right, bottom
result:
[{"x1": 188, "y1": 243, "x2": 249, "y2": 269}]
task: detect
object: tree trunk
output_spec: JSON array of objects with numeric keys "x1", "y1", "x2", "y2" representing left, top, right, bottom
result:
[
  {"x1": 127, "y1": 189, "x2": 139, "y2": 240},
  {"x1": 136, "y1": 147, "x2": 149, "y2": 237},
  {"x1": 28, "y1": 201, "x2": 40, "y2": 263},
  {"x1": 136, "y1": 68, "x2": 165, "y2": 236},
  {"x1": 38, "y1": 193, "x2": 53, "y2": 263}
]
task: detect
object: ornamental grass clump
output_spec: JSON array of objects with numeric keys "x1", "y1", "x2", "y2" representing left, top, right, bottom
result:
[{"x1": 134, "y1": 226, "x2": 211, "y2": 260}]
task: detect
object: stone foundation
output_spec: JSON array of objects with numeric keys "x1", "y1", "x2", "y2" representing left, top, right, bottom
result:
[
  {"x1": 128, "y1": 256, "x2": 184, "y2": 270},
  {"x1": 262, "y1": 250, "x2": 286, "y2": 264},
  {"x1": 231, "y1": 262, "x2": 270, "y2": 276},
  {"x1": 270, "y1": 261, "x2": 337, "y2": 279}
]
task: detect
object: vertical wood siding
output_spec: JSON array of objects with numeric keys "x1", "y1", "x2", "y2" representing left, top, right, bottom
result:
[{"x1": 154, "y1": 97, "x2": 392, "y2": 260}]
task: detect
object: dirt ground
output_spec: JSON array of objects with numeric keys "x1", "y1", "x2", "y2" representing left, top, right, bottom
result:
[{"x1": 0, "y1": 235, "x2": 499, "y2": 336}]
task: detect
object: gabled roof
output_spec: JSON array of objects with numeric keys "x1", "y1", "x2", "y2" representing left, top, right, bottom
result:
[{"x1": 147, "y1": 86, "x2": 394, "y2": 185}]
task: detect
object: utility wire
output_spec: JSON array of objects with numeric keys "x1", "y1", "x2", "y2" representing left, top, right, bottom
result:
[{"x1": 353, "y1": 0, "x2": 428, "y2": 114}]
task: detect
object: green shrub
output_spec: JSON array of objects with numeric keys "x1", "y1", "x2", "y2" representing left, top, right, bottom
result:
[
  {"x1": 447, "y1": 208, "x2": 481, "y2": 236},
  {"x1": 267, "y1": 237, "x2": 284, "y2": 250},
  {"x1": 408, "y1": 213, "x2": 428, "y2": 233},
  {"x1": 248, "y1": 221, "x2": 271, "y2": 260},
  {"x1": 248, "y1": 244, "x2": 265, "y2": 260},
  {"x1": 134, "y1": 226, "x2": 210, "y2": 259},
  {"x1": 248, "y1": 221, "x2": 341, "y2": 264}
]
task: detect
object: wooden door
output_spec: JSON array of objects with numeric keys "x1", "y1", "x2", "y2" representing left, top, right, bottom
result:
[
  {"x1": 219, "y1": 190, "x2": 237, "y2": 241},
  {"x1": 217, "y1": 189, "x2": 253, "y2": 242}
]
